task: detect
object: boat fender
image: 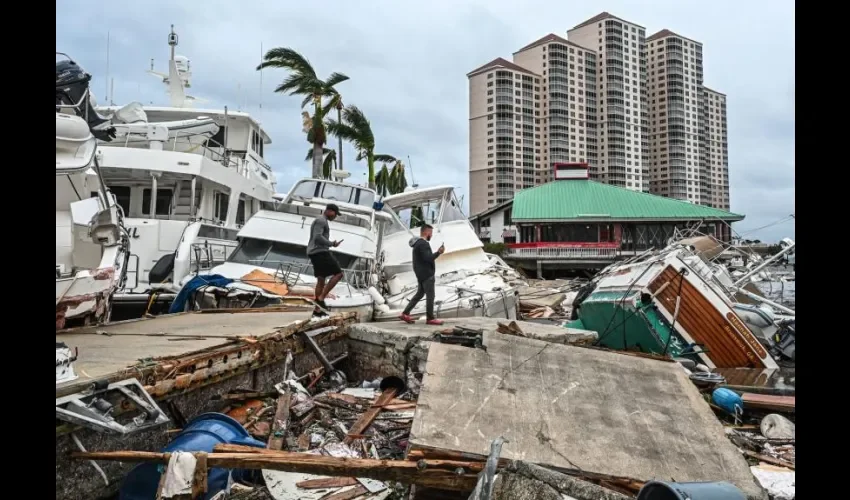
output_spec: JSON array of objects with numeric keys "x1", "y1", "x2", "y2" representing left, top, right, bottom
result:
[
  {"x1": 375, "y1": 303, "x2": 391, "y2": 314},
  {"x1": 695, "y1": 363, "x2": 710, "y2": 373},
  {"x1": 711, "y1": 388, "x2": 743, "y2": 415},
  {"x1": 368, "y1": 286, "x2": 386, "y2": 305}
]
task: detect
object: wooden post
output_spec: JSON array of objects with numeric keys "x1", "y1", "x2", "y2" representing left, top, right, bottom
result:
[
  {"x1": 267, "y1": 352, "x2": 293, "y2": 450},
  {"x1": 191, "y1": 452, "x2": 208, "y2": 499}
]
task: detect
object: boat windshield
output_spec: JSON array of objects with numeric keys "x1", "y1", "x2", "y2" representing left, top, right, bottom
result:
[
  {"x1": 289, "y1": 180, "x2": 376, "y2": 209},
  {"x1": 384, "y1": 191, "x2": 469, "y2": 234},
  {"x1": 228, "y1": 237, "x2": 360, "y2": 269}
]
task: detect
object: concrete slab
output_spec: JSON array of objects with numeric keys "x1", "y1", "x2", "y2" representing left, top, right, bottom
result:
[
  {"x1": 347, "y1": 317, "x2": 596, "y2": 350},
  {"x1": 57, "y1": 310, "x2": 312, "y2": 383},
  {"x1": 409, "y1": 333, "x2": 766, "y2": 500}
]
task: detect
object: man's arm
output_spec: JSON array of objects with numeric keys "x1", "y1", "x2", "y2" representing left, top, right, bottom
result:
[
  {"x1": 310, "y1": 218, "x2": 333, "y2": 247},
  {"x1": 415, "y1": 240, "x2": 442, "y2": 263}
]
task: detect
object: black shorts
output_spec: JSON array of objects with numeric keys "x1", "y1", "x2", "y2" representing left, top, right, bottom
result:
[{"x1": 309, "y1": 251, "x2": 342, "y2": 278}]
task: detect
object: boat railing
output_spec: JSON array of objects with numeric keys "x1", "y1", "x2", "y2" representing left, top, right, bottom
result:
[
  {"x1": 190, "y1": 241, "x2": 238, "y2": 274},
  {"x1": 105, "y1": 133, "x2": 251, "y2": 174},
  {"x1": 267, "y1": 259, "x2": 372, "y2": 291}
]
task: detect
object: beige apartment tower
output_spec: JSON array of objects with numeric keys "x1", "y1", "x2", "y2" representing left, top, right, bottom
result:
[
  {"x1": 467, "y1": 12, "x2": 731, "y2": 215},
  {"x1": 568, "y1": 13, "x2": 649, "y2": 192}
]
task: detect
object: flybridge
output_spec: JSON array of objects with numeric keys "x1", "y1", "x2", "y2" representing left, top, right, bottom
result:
[{"x1": 553, "y1": 162, "x2": 589, "y2": 180}]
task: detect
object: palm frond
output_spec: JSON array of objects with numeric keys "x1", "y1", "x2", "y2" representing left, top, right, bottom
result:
[
  {"x1": 305, "y1": 147, "x2": 333, "y2": 161},
  {"x1": 373, "y1": 154, "x2": 397, "y2": 163},
  {"x1": 325, "y1": 120, "x2": 362, "y2": 146},
  {"x1": 257, "y1": 47, "x2": 317, "y2": 79},
  {"x1": 323, "y1": 72, "x2": 350, "y2": 89},
  {"x1": 300, "y1": 95, "x2": 313, "y2": 109},
  {"x1": 322, "y1": 149, "x2": 337, "y2": 178}
]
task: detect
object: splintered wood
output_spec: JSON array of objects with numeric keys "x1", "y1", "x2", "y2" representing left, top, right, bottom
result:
[{"x1": 343, "y1": 388, "x2": 399, "y2": 445}]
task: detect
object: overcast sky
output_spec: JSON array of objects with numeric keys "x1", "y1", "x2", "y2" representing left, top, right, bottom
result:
[{"x1": 57, "y1": 0, "x2": 794, "y2": 243}]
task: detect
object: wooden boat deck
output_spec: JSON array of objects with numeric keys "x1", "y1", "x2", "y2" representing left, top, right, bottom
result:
[{"x1": 56, "y1": 307, "x2": 316, "y2": 393}]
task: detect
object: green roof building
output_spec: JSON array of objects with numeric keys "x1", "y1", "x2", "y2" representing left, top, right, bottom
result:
[{"x1": 471, "y1": 165, "x2": 743, "y2": 276}]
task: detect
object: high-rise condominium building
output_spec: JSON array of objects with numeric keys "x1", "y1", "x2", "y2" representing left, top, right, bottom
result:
[
  {"x1": 467, "y1": 58, "x2": 542, "y2": 215},
  {"x1": 702, "y1": 87, "x2": 730, "y2": 209},
  {"x1": 645, "y1": 29, "x2": 705, "y2": 203},
  {"x1": 467, "y1": 12, "x2": 731, "y2": 215},
  {"x1": 568, "y1": 13, "x2": 649, "y2": 192}
]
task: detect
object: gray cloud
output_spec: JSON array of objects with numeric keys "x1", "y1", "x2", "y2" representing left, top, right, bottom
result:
[{"x1": 57, "y1": 0, "x2": 795, "y2": 242}]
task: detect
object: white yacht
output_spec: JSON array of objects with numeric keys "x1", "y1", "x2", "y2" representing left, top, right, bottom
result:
[
  {"x1": 374, "y1": 186, "x2": 521, "y2": 321},
  {"x1": 56, "y1": 55, "x2": 130, "y2": 330},
  {"x1": 85, "y1": 26, "x2": 276, "y2": 317},
  {"x1": 196, "y1": 178, "x2": 384, "y2": 320}
]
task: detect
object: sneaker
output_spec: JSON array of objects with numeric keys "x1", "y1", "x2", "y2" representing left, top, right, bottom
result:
[
  {"x1": 426, "y1": 319, "x2": 444, "y2": 326},
  {"x1": 399, "y1": 313, "x2": 415, "y2": 324},
  {"x1": 317, "y1": 299, "x2": 329, "y2": 310},
  {"x1": 312, "y1": 308, "x2": 328, "y2": 318}
]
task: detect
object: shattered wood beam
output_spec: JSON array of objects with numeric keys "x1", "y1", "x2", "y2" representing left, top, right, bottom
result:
[
  {"x1": 296, "y1": 477, "x2": 359, "y2": 489},
  {"x1": 344, "y1": 388, "x2": 398, "y2": 444},
  {"x1": 407, "y1": 447, "x2": 646, "y2": 494},
  {"x1": 322, "y1": 485, "x2": 369, "y2": 500},
  {"x1": 72, "y1": 450, "x2": 480, "y2": 491},
  {"x1": 267, "y1": 352, "x2": 293, "y2": 450}
]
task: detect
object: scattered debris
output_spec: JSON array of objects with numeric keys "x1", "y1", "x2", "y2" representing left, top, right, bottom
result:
[
  {"x1": 750, "y1": 465, "x2": 795, "y2": 500},
  {"x1": 760, "y1": 413, "x2": 795, "y2": 440}
]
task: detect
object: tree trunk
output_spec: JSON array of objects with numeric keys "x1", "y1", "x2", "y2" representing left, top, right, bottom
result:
[
  {"x1": 311, "y1": 98, "x2": 324, "y2": 179},
  {"x1": 336, "y1": 105, "x2": 343, "y2": 172},
  {"x1": 367, "y1": 153, "x2": 376, "y2": 190},
  {"x1": 311, "y1": 141, "x2": 323, "y2": 179}
]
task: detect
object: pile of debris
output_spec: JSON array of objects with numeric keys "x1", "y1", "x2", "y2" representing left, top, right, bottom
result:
[
  {"x1": 212, "y1": 372, "x2": 417, "y2": 499},
  {"x1": 707, "y1": 389, "x2": 795, "y2": 500},
  {"x1": 516, "y1": 279, "x2": 585, "y2": 319}
]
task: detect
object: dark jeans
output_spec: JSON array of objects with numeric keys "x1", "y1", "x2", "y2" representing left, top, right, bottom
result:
[{"x1": 403, "y1": 276, "x2": 436, "y2": 320}]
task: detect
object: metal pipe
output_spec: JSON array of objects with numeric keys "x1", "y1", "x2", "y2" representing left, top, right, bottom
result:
[
  {"x1": 223, "y1": 106, "x2": 229, "y2": 166},
  {"x1": 733, "y1": 241, "x2": 796, "y2": 286},
  {"x1": 733, "y1": 286, "x2": 795, "y2": 316},
  {"x1": 190, "y1": 176, "x2": 197, "y2": 218},
  {"x1": 150, "y1": 173, "x2": 158, "y2": 217},
  {"x1": 91, "y1": 154, "x2": 111, "y2": 208},
  {"x1": 296, "y1": 327, "x2": 336, "y2": 373}
]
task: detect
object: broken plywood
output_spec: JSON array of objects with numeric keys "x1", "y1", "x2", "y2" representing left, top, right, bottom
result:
[{"x1": 409, "y1": 333, "x2": 766, "y2": 500}]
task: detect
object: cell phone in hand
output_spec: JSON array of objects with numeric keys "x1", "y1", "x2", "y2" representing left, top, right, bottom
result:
[{"x1": 336, "y1": 239, "x2": 344, "y2": 246}]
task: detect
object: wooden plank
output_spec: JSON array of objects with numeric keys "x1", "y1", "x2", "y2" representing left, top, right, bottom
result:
[
  {"x1": 296, "y1": 477, "x2": 358, "y2": 489},
  {"x1": 320, "y1": 485, "x2": 369, "y2": 500},
  {"x1": 72, "y1": 450, "x2": 479, "y2": 491},
  {"x1": 742, "y1": 450, "x2": 795, "y2": 470},
  {"x1": 741, "y1": 393, "x2": 795, "y2": 413},
  {"x1": 268, "y1": 353, "x2": 294, "y2": 450},
  {"x1": 191, "y1": 452, "x2": 208, "y2": 499},
  {"x1": 343, "y1": 388, "x2": 398, "y2": 445}
]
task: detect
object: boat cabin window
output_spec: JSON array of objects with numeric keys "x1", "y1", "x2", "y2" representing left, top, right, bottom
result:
[
  {"x1": 214, "y1": 191, "x2": 229, "y2": 222},
  {"x1": 290, "y1": 180, "x2": 376, "y2": 208},
  {"x1": 93, "y1": 186, "x2": 131, "y2": 215},
  {"x1": 236, "y1": 199, "x2": 246, "y2": 226},
  {"x1": 228, "y1": 238, "x2": 360, "y2": 269},
  {"x1": 142, "y1": 188, "x2": 173, "y2": 216},
  {"x1": 441, "y1": 196, "x2": 467, "y2": 223},
  {"x1": 250, "y1": 130, "x2": 264, "y2": 158}
]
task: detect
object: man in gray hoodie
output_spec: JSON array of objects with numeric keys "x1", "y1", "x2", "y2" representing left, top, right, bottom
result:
[
  {"x1": 307, "y1": 204, "x2": 343, "y2": 316},
  {"x1": 399, "y1": 224, "x2": 445, "y2": 325}
]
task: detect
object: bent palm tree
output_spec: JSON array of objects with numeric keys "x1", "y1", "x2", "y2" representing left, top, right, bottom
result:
[
  {"x1": 258, "y1": 48, "x2": 348, "y2": 178},
  {"x1": 305, "y1": 148, "x2": 337, "y2": 179},
  {"x1": 325, "y1": 105, "x2": 394, "y2": 190}
]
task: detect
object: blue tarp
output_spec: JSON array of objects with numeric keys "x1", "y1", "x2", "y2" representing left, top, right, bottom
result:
[{"x1": 168, "y1": 274, "x2": 234, "y2": 314}]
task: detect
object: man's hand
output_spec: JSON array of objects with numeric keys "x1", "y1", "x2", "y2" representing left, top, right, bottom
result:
[
  {"x1": 437, "y1": 244, "x2": 445, "y2": 254},
  {"x1": 332, "y1": 240, "x2": 342, "y2": 247}
]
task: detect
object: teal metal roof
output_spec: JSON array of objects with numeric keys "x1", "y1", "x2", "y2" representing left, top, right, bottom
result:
[{"x1": 512, "y1": 180, "x2": 744, "y2": 222}]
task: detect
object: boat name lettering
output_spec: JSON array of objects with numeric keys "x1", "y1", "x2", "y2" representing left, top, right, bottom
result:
[{"x1": 725, "y1": 312, "x2": 768, "y2": 358}]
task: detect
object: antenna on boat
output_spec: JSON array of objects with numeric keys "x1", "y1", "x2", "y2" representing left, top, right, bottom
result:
[
  {"x1": 407, "y1": 155, "x2": 419, "y2": 188},
  {"x1": 105, "y1": 31, "x2": 110, "y2": 104},
  {"x1": 259, "y1": 41, "x2": 264, "y2": 110}
]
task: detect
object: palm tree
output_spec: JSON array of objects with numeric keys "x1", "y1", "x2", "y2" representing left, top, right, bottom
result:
[
  {"x1": 257, "y1": 48, "x2": 348, "y2": 178},
  {"x1": 376, "y1": 159, "x2": 409, "y2": 196},
  {"x1": 325, "y1": 105, "x2": 394, "y2": 190},
  {"x1": 305, "y1": 147, "x2": 337, "y2": 179}
]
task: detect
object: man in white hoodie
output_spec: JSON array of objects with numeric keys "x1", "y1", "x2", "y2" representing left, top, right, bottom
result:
[{"x1": 399, "y1": 224, "x2": 445, "y2": 325}]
